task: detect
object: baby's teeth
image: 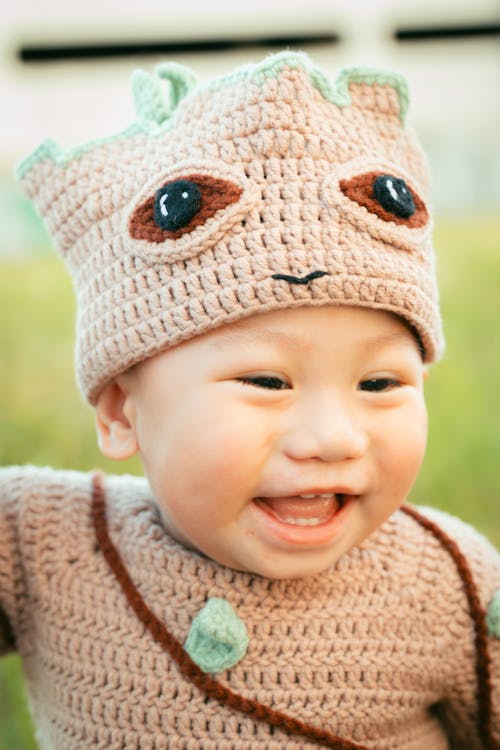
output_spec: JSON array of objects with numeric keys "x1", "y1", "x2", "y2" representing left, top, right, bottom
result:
[
  {"x1": 283, "y1": 517, "x2": 323, "y2": 526},
  {"x1": 298, "y1": 493, "x2": 335, "y2": 499}
]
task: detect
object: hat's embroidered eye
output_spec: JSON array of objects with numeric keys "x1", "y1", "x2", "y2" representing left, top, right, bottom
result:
[
  {"x1": 339, "y1": 171, "x2": 428, "y2": 228},
  {"x1": 154, "y1": 179, "x2": 202, "y2": 231},
  {"x1": 373, "y1": 175, "x2": 415, "y2": 219},
  {"x1": 129, "y1": 174, "x2": 242, "y2": 242}
]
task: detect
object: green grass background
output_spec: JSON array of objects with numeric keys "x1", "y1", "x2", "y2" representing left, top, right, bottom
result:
[{"x1": 1, "y1": 216, "x2": 499, "y2": 748}]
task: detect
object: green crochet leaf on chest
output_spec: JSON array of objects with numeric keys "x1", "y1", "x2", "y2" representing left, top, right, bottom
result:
[
  {"x1": 184, "y1": 597, "x2": 249, "y2": 673},
  {"x1": 486, "y1": 589, "x2": 500, "y2": 638}
]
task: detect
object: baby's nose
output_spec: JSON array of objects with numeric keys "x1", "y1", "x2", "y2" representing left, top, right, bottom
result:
[{"x1": 281, "y1": 398, "x2": 368, "y2": 464}]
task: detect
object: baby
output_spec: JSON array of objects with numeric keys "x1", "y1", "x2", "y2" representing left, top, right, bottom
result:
[{"x1": 1, "y1": 51, "x2": 499, "y2": 749}]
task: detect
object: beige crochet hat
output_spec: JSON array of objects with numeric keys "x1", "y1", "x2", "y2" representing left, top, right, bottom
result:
[{"x1": 17, "y1": 51, "x2": 443, "y2": 404}]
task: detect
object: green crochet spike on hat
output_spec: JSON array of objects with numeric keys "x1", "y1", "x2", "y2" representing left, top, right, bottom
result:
[{"x1": 185, "y1": 598, "x2": 249, "y2": 674}]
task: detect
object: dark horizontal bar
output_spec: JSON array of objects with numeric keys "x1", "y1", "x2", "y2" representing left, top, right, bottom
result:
[
  {"x1": 396, "y1": 22, "x2": 500, "y2": 41},
  {"x1": 18, "y1": 34, "x2": 339, "y2": 63}
]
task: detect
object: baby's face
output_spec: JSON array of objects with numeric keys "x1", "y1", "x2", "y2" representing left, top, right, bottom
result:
[{"x1": 103, "y1": 306, "x2": 427, "y2": 579}]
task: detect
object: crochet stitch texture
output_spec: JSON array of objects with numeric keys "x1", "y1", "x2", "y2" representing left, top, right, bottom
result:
[
  {"x1": 17, "y1": 52, "x2": 443, "y2": 403},
  {"x1": 0, "y1": 467, "x2": 499, "y2": 749}
]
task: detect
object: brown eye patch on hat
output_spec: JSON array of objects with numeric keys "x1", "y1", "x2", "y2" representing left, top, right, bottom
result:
[
  {"x1": 129, "y1": 174, "x2": 242, "y2": 242},
  {"x1": 339, "y1": 172, "x2": 428, "y2": 228}
]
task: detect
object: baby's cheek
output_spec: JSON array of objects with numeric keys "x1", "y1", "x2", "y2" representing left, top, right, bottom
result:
[
  {"x1": 200, "y1": 408, "x2": 264, "y2": 466},
  {"x1": 403, "y1": 407, "x2": 427, "y2": 463},
  {"x1": 382, "y1": 414, "x2": 427, "y2": 493}
]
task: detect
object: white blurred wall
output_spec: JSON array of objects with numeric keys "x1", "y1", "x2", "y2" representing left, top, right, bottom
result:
[{"x1": 1, "y1": 0, "x2": 499, "y2": 255}]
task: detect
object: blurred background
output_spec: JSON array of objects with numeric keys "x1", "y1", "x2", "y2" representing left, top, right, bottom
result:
[{"x1": 1, "y1": 1, "x2": 499, "y2": 747}]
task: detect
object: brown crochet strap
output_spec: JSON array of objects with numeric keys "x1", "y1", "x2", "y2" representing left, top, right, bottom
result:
[
  {"x1": 91, "y1": 472, "x2": 368, "y2": 749},
  {"x1": 401, "y1": 504, "x2": 496, "y2": 750}
]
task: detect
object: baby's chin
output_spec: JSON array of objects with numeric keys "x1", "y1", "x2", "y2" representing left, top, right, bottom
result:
[
  {"x1": 205, "y1": 545, "x2": 345, "y2": 581},
  {"x1": 153, "y1": 498, "x2": 352, "y2": 580}
]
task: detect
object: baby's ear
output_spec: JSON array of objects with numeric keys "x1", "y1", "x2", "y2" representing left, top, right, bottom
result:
[{"x1": 95, "y1": 380, "x2": 139, "y2": 460}]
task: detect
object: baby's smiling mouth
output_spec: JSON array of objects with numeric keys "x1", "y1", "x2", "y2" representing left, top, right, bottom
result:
[{"x1": 254, "y1": 493, "x2": 346, "y2": 526}]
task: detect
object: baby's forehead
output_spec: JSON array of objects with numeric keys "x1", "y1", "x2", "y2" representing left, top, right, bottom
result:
[
  {"x1": 126, "y1": 305, "x2": 423, "y2": 390},
  {"x1": 203, "y1": 305, "x2": 421, "y2": 354}
]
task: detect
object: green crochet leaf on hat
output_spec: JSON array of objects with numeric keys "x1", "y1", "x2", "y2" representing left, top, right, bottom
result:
[
  {"x1": 250, "y1": 51, "x2": 409, "y2": 122},
  {"x1": 486, "y1": 589, "x2": 500, "y2": 638},
  {"x1": 16, "y1": 139, "x2": 62, "y2": 179},
  {"x1": 204, "y1": 51, "x2": 408, "y2": 122},
  {"x1": 185, "y1": 597, "x2": 249, "y2": 674},
  {"x1": 131, "y1": 70, "x2": 170, "y2": 128},
  {"x1": 16, "y1": 63, "x2": 197, "y2": 177},
  {"x1": 156, "y1": 61, "x2": 198, "y2": 110},
  {"x1": 15, "y1": 123, "x2": 141, "y2": 178},
  {"x1": 131, "y1": 62, "x2": 198, "y2": 128}
]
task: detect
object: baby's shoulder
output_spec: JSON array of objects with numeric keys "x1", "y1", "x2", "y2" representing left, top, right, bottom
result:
[
  {"x1": 412, "y1": 504, "x2": 499, "y2": 587},
  {"x1": 0, "y1": 466, "x2": 100, "y2": 535},
  {"x1": 0, "y1": 465, "x2": 148, "y2": 506},
  {"x1": 0, "y1": 466, "x2": 151, "y2": 564},
  {"x1": 0, "y1": 464, "x2": 92, "y2": 503},
  {"x1": 390, "y1": 504, "x2": 500, "y2": 614}
]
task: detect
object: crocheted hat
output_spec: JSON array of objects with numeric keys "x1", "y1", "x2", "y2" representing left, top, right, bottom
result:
[{"x1": 17, "y1": 51, "x2": 444, "y2": 404}]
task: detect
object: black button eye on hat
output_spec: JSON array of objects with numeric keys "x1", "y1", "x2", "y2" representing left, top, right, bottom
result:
[
  {"x1": 129, "y1": 173, "x2": 243, "y2": 243},
  {"x1": 373, "y1": 175, "x2": 415, "y2": 219},
  {"x1": 339, "y1": 171, "x2": 428, "y2": 228},
  {"x1": 154, "y1": 179, "x2": 202, "y2": 231}
]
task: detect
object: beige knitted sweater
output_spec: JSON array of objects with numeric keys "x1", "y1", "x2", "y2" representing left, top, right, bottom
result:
[{"x1": 0, "y1": 466, "x2": 499, "y2": 749}]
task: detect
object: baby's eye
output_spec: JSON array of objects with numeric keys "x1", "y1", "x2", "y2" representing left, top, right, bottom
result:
[
  {"x1": 359, "y1": 377, "x2": 401, "y2": 393},
  {"x1": 237, "y1": 375, "x2": 290, "y2": 390}
]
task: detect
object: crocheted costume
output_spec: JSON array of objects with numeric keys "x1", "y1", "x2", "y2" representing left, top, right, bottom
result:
[{"x1": 0, "y1": 467, "x2": 499, "y2": 749}]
